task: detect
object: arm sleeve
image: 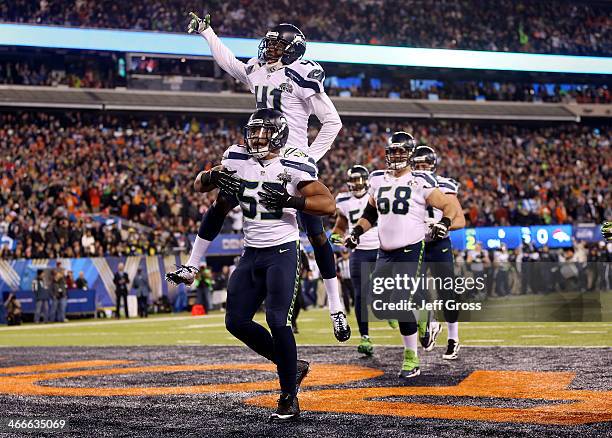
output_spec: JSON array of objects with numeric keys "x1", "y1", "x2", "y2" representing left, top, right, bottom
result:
[
  {"x1": 308, "y1": 93, "x2": 342, "y2": 162},
  {"x1": 201, "y1": 28, "x2": 249, "y2": 85}
]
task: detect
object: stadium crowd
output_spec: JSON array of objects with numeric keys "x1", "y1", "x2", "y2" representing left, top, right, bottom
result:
[
  {"x1": 1, "y1": 57, "x2": 608, "y2": 104},
  {"x1": 0, "y1": 111, "x2": 609, "y2": 259},
  {"x1": 1, "y1": 0, "x2": 609, "y2": 56}
]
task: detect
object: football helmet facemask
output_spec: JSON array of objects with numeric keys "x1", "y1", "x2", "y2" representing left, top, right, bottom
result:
[
  {"x1": 385, "y1": 131, "x2": 416, "y2": 171},
  {"x1": 258, "y1": 23, "x2": 306, "y2": 65},
  {"x1": 244, "y1": 108, "x2": 289, "y2": 159}
]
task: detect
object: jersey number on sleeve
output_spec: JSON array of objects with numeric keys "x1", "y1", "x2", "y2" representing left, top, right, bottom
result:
[
  {"x1": 377, "y1": 186, "x2": 411, "y2": 215},
  {"x1": 255, "y1": 85, "x2": 282, "y2": 111},
  {"x1": 238, "y1": 181, "x2": 284, "y2": 220}
]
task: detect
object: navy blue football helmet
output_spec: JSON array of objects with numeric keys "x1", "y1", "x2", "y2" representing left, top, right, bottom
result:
[
  {"x1": 244, "y1": 108, "x2": 289, "y2": 159},
  {"x1": 258, "y1": 23, "x2": 306, "y2": 65},
  {"x1": 347, "y1": 165, "x2": 369, "y2": 197},
  {"x1": 385, "y1": 131, "x2": 416, "y2": 170},
  {"x1": 412, "y1": 145, "x2": 438, "y2": 172}
]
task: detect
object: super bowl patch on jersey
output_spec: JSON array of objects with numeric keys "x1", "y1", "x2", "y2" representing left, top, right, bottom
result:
[
  {"x1": 277, "y1": 169, "x2": 293, "y2": 185},
  {"x1": 279, "y1": 82, "x2": 294, "y2": 93}
]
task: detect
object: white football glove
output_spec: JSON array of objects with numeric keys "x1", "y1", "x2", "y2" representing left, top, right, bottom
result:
[
  {"x1": 187, "y1": 12, "x2": 211, "y2": 34},
  {"x1": 431, "y1": 217, "x2": 451, "y2": 241}
]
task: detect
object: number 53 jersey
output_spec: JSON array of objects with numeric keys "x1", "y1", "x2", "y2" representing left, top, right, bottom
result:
[
  {"x1": 222, "y1": 145, "x2": 318, "y2": 248},
  {"x1": 368, "y1": 170, "x2": 438, "y2": 251}
]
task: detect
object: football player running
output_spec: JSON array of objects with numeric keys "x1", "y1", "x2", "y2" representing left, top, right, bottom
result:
[
  {"x1": 345, "y1": 132, "x2": 463, "y2": 378},
  {"x1": 167, "y1": 13, "x2": 350, "y2": 342},
  {"x1": 197, "y1": 108, "x2": 335, "y2": 422},
  {"x1": 331, "y1": 166, "x2": 381, "y2": 356},
  {"x1": 412, "y1": 145, "x2": 466, "y2": 360}
]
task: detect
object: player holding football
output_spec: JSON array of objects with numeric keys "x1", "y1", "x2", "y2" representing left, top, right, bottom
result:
[
  {"x1": 412, "y1": 145, "x2": 466, "y2": 359},
  {"x1": 330, "y1": 166, "x2": 380, "y2": 356},
  {"x1": 166, "y1": 13, "x2": 350, "y2": 341},
  {"x1": 345, "y1": 132, "x2": 464, "y2": 378},
  {"x1": 197, "y1": 108, "x2": 335, "y2": 421}
]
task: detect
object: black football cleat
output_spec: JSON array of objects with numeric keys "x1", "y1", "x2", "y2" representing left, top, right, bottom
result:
[
  {"x1": 296, "y1": 360, "x2": 310, "y2": 392},
  {"x1": 165, "y1": 264, "x2": 199, "y2": 286},
  {"x1": 269, "y1": 392, "x2": 300, "y2": 423},
  {"x1": 330, "y1": 311, "x2": 351, "y2": 342},
  {"x1": 442, "y1": 339, "x2": 460, "y2": 360}
]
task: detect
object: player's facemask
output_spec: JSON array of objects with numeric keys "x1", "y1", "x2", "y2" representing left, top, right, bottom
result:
[
  {"x1": 412, "y1": 160, "x2": 435, "y2": 172},
  {"x1": 347, "y1": 175, "x2": 368, "y2": 197},
  {"x1": 263, "y1": 39, "x2": 287, "y2": 63},
  {"x1": 385, "y1": 146, "x2": 411, "y2": 170},
  {"x1": 245, "y1": 123, "x2": 280, "y2": 159}
]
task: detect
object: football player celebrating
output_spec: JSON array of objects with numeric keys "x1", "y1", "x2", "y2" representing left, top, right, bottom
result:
[
  {"x1": 345, "y1": 132, "x2": 463, "y2": 378},
  {"x1": 168, "y1": 13, "x2": 349, "y2": 342},
  {"x1": 197, "y1": 108, "x2": 335, "y2": 422},
  {"x1": 331, "y1": 166, "x2": 380, "y2": 356},
  {"x1": 412, "y1": 145, "x2": 466, "y2": 360}
]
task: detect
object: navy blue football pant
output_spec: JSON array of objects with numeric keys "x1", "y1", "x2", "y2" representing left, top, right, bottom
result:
[
  {"x1": 371, "y1": 241, "x2": 425, "y2": 336},
  {"x1": 198, "y1": 198, "x2": 336, "y2": 280},
  {"x1": 225, "y1": 240, "x2": 301, "y2": 396},
  {"x1": 424, "y1": 237, "x2": 459, "y2": 323},
  {"x1": 350, "y1": 248, "x2": 378, "y2": 337}
]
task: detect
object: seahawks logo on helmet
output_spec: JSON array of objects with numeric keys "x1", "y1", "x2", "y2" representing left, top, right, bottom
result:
[
  {"x1": 385, "y1": 131, "x2": 416, "y2": 171},
  {"x1": 258, "y1": 23, "x2": 307, "y2": 65},
  {"x1": 347, "y1": 165, "x2": 369, "y2": 198}
]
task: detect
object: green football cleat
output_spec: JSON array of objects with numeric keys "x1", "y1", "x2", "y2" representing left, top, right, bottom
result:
[
  {"x1": 357, "y1": 335, "x2": 374, "y2": 356},
  {"x1": 387, "y1": 319, "x2": 399, "y2": 329},
  {"x1": 398, "y1": 349, "x2": 420, "y2": 379}
]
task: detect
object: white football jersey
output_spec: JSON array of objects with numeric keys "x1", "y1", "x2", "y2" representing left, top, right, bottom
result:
[
  {"x1": 221, "y1": 145, "x2": 318, "y2": 248},
  {"x1": 368, "y1": 170, "x2": 438, "y2": 251},
  {"x1": 335, "y1": 192, "x2": 379, "y2": 251},
  {"x1": 424, "y1": 173, "x2": 460, "y2": 242},
  {"x1": 243, "y1": 57, "x2": 325, "y2": 153}
]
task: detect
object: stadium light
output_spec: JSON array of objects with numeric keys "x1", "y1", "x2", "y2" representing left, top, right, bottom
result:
[{"x1": 1, "y1": 23, "x2": 611, "y2": 74}]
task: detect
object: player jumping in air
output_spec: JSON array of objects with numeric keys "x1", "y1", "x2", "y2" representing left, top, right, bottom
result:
[
  {"x1": 345, "y1": 132, "x2": 464, "y2": 378},
  {"x1": 196, "y1": 108, "x2": 335, "y2": 421},
  {"x1": 412, "y1": 145, "x2": 466, "y2": 359},
  {"x1": 166, "y1": 13, "x2": 350, "y2": 342}
]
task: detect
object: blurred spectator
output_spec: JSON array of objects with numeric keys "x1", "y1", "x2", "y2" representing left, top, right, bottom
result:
[
  {"x1": 32, "y1": 269, "x2": 50, "y2": 323},
  {"x1": 3, "y1": 293, "x2": 22, "y2": 326},
  {"x1": 75, "y1": 271, "x2": 88, "y2": 289},
  {"x1": 1, "y1": 0, "x2": 608, "y2": 56},
  {"x1": 132, "y1": 267, "x2": 150, "y2": 317},
  {"x1": 50, "y1": 266, "x2": 67, "y2": 322},
  {"x1": 113, "y1": 262, "x2": 129, "y2": 318},
  {"x1": 194, "y1": 264, "x2": 213, "y2": 312},
  {"x1": 65, "y1": 269, "x2": 76, "y2": 289}
]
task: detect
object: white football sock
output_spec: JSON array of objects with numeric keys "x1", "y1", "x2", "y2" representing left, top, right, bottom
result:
[
  {"x1": 447, "y1": 322, "x2": 459, "y2": 342},
  {"x1": 402, "y1": 333, "x2": 418, "y2": 354},
  {"x1": 323, "y1": 277, "x2": 343, "y2": 313},
  {"x1": 187, "y1": 236, "x2": 211, "y2": 268}
]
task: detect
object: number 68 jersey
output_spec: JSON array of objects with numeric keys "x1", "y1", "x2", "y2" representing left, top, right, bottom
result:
[
  {"x1": 221, "y1": 144, "x2": 318, "y2": 248},
  {"x1": 368, "y1": 170, "x2": 438, "y2": 251}
]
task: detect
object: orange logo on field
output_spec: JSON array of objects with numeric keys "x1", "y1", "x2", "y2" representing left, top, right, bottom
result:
[
  {"x1": 0, "y1": 360, "x2": 381, "y2": 397},
  {"x1": 248, "y1": 370, "x2": 612, "y2": 425},
  {"x1": 1, "y1": 361, "x2": 610, "y2": 425}
]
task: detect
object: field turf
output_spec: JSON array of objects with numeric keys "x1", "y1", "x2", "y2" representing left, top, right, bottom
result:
[{"x1": 0, "y1": 309, "x2": 610, "y2": 437}]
